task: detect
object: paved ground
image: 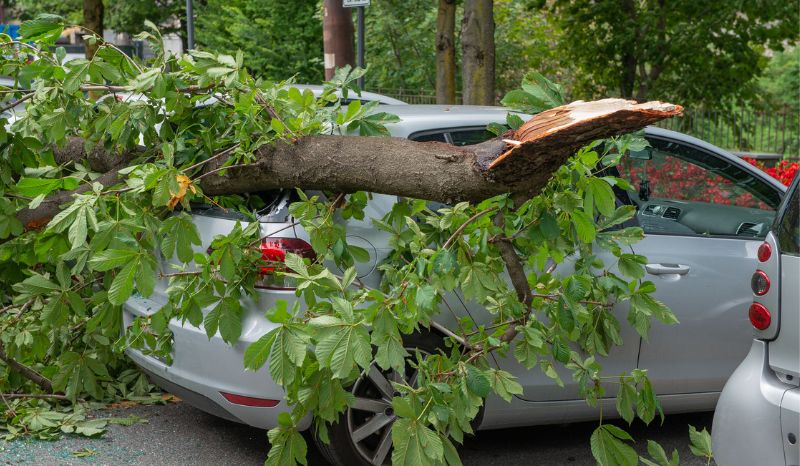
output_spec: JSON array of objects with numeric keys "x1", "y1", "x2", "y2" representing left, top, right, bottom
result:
[{"x1": 0, "y1": 401, "x2": 714, "y2": 465}]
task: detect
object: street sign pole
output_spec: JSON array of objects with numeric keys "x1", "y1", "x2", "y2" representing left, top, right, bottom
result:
[
  {"x1": 186, "y1": 0, "x2": 195, "y2": 50},
  {"x1": 357, "y1": 6, "x2": 365, "y2": 90},
  {"x1": 343, "y1": 0, "x2": 369, "y2": 90}
]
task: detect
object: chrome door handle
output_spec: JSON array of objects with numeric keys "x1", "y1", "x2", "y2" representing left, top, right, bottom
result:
[{"x1": 646, "y1": 263, "x2": 690, "y2": 275}]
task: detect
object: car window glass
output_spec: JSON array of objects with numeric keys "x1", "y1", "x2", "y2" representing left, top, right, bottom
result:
[
  {"x1": 776, "y1": 182, "x2": 799, "y2": 255},
  {"x1": 616, "y1": 138, "x2": 779, "y2": 238},
  {"x1": 411, "y1": 132, "x2": 448, "y2": 143},
  {"x1": 449, "y1": 129, "x2": 494, "y2": 146}
]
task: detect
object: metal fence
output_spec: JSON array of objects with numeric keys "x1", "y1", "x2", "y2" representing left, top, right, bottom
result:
[
  {"x1": 370, "y1": 88, "x2": 799, "y2": 157},
  {"x1": 654, "y1": 106, "x2": 798, "y2": 158}
]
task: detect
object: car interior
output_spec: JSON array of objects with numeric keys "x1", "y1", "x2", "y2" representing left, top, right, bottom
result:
[{"x1": 616, "y1": 138, "x2": 782, "y2": 238}]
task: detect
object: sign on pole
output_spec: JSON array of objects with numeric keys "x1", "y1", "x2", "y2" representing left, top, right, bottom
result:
[{"x1": 343, "y1": 0, "x2": 370, "y2": 7}]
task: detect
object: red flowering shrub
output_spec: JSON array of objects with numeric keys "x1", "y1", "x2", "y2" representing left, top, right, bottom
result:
[
  {"x1": 742, "y1": 157, "x2": 799, "y2": 186},
  {"x1": 619, "y1": 156, "x2": 769, "y2": 209}
]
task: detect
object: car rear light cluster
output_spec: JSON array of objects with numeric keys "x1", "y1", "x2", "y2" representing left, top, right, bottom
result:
[
  {"x1": 749, "y1": 241, "x2": 773, "y2": 330},
  {"x1": 750, "y1": 270, "x2": 770, "y2": 296},
  {"x1": 255, "y1": 237, "x2": 316, "y2": 290},
  {"x1": 749, "y1": 302, "x2": 771, "y2": 330}
]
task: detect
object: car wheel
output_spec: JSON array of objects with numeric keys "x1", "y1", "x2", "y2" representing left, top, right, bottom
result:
[{"x1": 314, "y1": 331, "x2": 444, "y2": 466}]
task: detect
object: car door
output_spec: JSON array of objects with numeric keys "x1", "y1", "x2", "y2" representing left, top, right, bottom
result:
[{"x1": 616, "y1": 134, "x2": 784, "y2": 395}]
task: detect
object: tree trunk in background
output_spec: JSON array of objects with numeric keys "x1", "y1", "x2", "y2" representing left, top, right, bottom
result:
[
  {"x1": 461, "y1": 0, "x2": 495, "y2": 105},
  {"x1": 436, "y1": 0, "x2": 457, "y2": 104},
  {"x1": 82, "y1": 0, "x2": 104, "y2": 59},
  {"x1": 322, "y1": 0, "x2": 355, "y2": 80}
]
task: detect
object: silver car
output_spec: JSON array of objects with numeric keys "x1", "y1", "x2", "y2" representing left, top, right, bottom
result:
[
  {"x1": 123, "y1": 104, "x2": 787, "y2": 465},
  {"x1": 712, "y1": 174, "x2": 799, "y2": 466}
]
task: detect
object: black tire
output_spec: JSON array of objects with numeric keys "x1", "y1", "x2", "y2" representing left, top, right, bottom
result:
[{"x1": 313, "y1": 331, "x2": 445, "y2": 466}]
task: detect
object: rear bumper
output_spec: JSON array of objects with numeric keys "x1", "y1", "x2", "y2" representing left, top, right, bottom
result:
[
  {"x1": 712, "y1": 339, "x2": 789, "y2": 466},
  {"x1": 123, "y1": 294, "x2": 310, "y2": 431}
]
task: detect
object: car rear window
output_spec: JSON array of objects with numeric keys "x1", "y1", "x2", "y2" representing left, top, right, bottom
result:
[{"x1": 776, "y1": 180, "x2": 800, "y2": 255}]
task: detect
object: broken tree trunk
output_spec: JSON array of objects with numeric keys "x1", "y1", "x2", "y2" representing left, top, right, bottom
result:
[{"x1": 22, "y1": 99, "x2": 681, "y2": 230}]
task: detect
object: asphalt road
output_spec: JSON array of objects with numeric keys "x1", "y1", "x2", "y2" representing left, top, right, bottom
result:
[{"x1": 0, "y1": 401, "x2": 714, "y2": 465}]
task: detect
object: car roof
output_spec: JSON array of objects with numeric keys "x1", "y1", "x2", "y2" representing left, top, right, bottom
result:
[
  {"x1": 292, "y1": 84, "x2": 407, "y2": 106},
  {"x1": 380, "y1": 105, "x2": 523, "y2": 138}
]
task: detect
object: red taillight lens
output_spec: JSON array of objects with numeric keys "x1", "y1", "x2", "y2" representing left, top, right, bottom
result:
[
  {"x1": 757, "y1": 242, "x2": 772, "y2": 262},
  {"x1": 220, "y1": 391, "x2": 280, "y2": 407},
  {"x1": 749, "y1": 302, "x2": 772, "y2": 330},
  {"x1": 256, "y1": 237, "x2": 316, "y2": 289},
  {"x1": 751, "y1": 270, "x2": 770, "y2": 296}
]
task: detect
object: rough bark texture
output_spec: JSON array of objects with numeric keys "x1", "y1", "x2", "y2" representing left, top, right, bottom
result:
[
  {"x1": 436, "y1": 0, "x2": 457, "y2": 104},
  {"x1": 322, "y1": 0, "x2": 355, "y2": 80},
  {"x1": 461, "y1": 0, "x2": 495, "y2": 105},
  {"x1": 82, "y1": 0, "x2": 104, "y2": 59},
  {"x1": 20, "y1": 99, "x2": 682, "y2": 229}
]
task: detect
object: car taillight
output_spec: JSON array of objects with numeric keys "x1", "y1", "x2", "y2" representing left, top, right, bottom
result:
[
  {"x1": 256, "y1": 237, "x2": 316, "y2": 289},
  {"x1": 749, "y1": 302, "x2": 771, "y2": 330},
  {"x1": 757, "y1": 242, "x2": 772, "y2": 262},
  {"x1": 751, "y1": 270, "x2": 770, "y2": 296}
]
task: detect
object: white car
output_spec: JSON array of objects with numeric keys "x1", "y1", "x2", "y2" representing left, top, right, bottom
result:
[
  {"x1": 712, "y1": 173, "x2": 799, "y2": 466},
  {"x1": 124, "y1": 104, "x2": 787, "y2": 465}
]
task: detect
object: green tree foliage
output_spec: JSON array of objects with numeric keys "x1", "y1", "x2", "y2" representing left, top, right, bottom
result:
[
  {"x1": 364, "y1": 0, "x2": 437, "y2": 90},
  {"x1": 0, "y1": 16, "x2": 690, "y2": 465},
  {"x1": 553, "y1": 0, "x2": 798, "y2": 106},
  {"x1": 196, "y1": 0, "x2": 323, "y2": 83},
  {"x1": 759, "y1": 47, "x2": 800, "y2": 111}
]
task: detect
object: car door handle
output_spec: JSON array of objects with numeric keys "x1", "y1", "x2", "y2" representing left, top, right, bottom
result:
[{"x1": 645, "y1": 263, "x2": 691, "y2": 275}]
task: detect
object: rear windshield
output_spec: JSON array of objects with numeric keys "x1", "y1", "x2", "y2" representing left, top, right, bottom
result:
[{"x1": 776, "y1": 180, "x2": 799, "y2": 256}]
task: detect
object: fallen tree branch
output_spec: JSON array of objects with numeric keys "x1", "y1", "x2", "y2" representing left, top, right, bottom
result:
[
  {"x1": 0, "y1": 341, "x2": 54, "y2": 393},
  {"x1": 16, "y1": 99, "x2": 681, "y2": 230}
]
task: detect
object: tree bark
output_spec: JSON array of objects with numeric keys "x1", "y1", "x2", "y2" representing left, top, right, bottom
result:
[
  {"x1": 21, "y1": 99, "x2": 682, "y2": 230},
  {"x1": 83, "y1": 0, "x2": 104, "y2": 59},
  {"x1": 461, "y1": 0, "x2": 495, "y2": 105},
  {"x1": 436, "y1": 0, "x2": 457, "y2": 104},
  {"x1": 322, "y1": 0, "x2": 355, "y2": 80}
]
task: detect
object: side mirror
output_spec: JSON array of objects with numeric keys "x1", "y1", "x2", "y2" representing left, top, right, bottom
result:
[{"x1": 628, "y1": 148, "x2": 653, "y2": 160}]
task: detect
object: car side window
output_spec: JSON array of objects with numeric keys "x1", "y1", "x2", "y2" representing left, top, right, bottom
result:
[
  {"x1": 411, "y1": 132, "x2": 448, "y2": 143},
  {"x1": 616, "y1": 138, "x2": 781, "y2": 238},
  {"x1": 449, "y1": 129, "x2": 494, "y2": 146}
]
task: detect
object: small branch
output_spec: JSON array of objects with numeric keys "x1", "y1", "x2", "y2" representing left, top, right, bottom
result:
[
  {"x1": 0, "y1": 341, "x2": 53, "y2": 393},
  {"x1": 195, "y1": 163, "x2": 250, "y2": 181},
  {"x1": 0, "y1": 92, "x2": 34, "y2": 113},
  {"x1": 0, "y1": 393, "x2": 69, "y2": 401},
  {"x1": 184, "y1": 143, "x2": 240, "y2": 173},
  {"x1": 442, "y1": 206, "x2": 498, "y2": 249}
]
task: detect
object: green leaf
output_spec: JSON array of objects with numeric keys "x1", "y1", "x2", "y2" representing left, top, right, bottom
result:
[
  {"x1": 572, "y1": 210, "x2": 596, "y2": 243},
  {"x1": 108, "y1": 261, "x2": 137, "y2": 305},
  {"x1": 266, "y1": 426, "x2": 308, "y2": 466},
  {"x1": 540, "y1": 211, "x2": 559, "y2": 240},
  {"x1": 89, "y1": 249, "x2": 140, "y2": 272},
  {"x1": 15, "y1": 178, "x2": 62, "y2": 197},
  {"x1": 688, "y1": 425, "x2": 713, "y2": 459},
  {"x1": 391, "y1": 418, "x2": 444, "y2": 466},
  {"x1": 489, "y1": 369, "x2": 523, "y2": 402},
  {"x1": 616, "y1": 380, "x2": 637, "y2": 424},
  {"x1": 465, "y1": 365, "x2": 491, "y2": 397},
  {"x1": 268, "y1": 327, "x2": 307, "y2": 385},
  {"x1": 19, "y1": 14, "x2": 65, "y2": 45},
  {"x1": 618, "y1": 254, "x2": 647, "y2": 279},
  {"x1": 314, "y1": 319, "x2": 371, "y2": 378},
  {"x1": 590, "y1": 424, "x2": 638, "y2": 466},
  {"x1": 640, "y1": 440, "x2": 680, "y2": 466},
  {"x1": 244, "y1": 329, "x2": 278, "y2": 371}
]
